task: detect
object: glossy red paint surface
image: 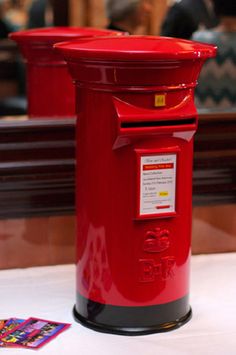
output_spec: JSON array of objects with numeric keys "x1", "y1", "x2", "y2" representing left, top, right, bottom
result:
[
  {"x1": 56, "y1": 35, "x2": 217, "y2": 61},
  {"x1": 10, "y1": 27, "x2": 122, "y2": 118},
  {"x1": 56, "y1": 36, "x2": 216, "y2": 306}
]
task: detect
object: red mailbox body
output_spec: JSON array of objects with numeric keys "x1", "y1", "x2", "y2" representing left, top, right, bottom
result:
[
  {"x1": 10, "y1": 27, "x2": 122, "y2": 118},
  {"x1": 55, "y1": 36, "x2": 216, "y2": 335}
]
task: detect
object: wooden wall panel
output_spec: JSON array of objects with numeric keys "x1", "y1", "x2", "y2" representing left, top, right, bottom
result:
[
  {"x1": 192, "y1": 205, "x2": 236, "y2": 254},
  {"x1": 0, "y1": 119, "x2": 75, "y2": 219},
  {"x1": 1, "y1": 111, "x2": 236, "y2": 219},
  {"x1": 0, "y1": 215, "x2": 76, "y2": 269},
  {"x1": 0, "y1": 205, "x2": 235, "y2": 270}
]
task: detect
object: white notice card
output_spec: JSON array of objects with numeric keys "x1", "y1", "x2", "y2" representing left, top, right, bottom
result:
[{"x1": 140, "y1": 154, "x2": 177, "y2": 216}]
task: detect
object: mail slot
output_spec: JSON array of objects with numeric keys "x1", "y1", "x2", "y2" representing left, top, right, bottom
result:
[
  {"x1": 55, "y1": 36, "x2": 216, "y2": 334},
  {"x1": 10, "y1": 27, "x2": 122, "y2": 118}
]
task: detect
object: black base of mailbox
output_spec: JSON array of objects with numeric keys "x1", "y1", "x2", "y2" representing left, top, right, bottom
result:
[{"x1": 73, "y1": 294, "x2": 192, "y2": 336}]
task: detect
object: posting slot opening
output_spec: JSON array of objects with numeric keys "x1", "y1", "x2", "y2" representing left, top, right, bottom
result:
[{"x1": 121, "y1": 118, "x2": 196, "y2": 129}]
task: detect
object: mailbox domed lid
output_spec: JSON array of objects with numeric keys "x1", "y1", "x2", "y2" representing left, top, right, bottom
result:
[
  {"x1": 10, "y1": 27, "x2": 122, "y2": 44},
  {"x1": 54, "y1": 35, "x2": 216, "y2": 61}
]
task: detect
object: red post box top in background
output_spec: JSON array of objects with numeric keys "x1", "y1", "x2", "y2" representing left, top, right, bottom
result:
[
  {"x1": 9, "y1": 27, "x2": 123, "y2": 64},
  {"x1": 9, "y1": 27, "x2": 124, "y2": 119},
  {"x1": 54, "y1": 36, "x2": 217, "y2": 87}
]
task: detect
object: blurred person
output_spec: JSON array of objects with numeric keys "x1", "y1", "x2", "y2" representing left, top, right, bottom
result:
[
  {"x1": 4, "y1": 0, "x2": 28, "y2": 31},
  {"x1": 0, "y1": 0, "x2": 27, "y2": 115},
  {"x1": 193, "y1": 0, "x2": 236, "y2": 109},
  {"x1": 0, "y1": 0, "x2": 15, "y2": 38},
  {"x1": 161, "y1": 0, "x2": 218, "y2": 39},
  {"x1": 105, "y1": 0, "x2": 152, "y2": 34},
  {"x1": 27, "y1": 0, "x2": 53, "y2": 29}
]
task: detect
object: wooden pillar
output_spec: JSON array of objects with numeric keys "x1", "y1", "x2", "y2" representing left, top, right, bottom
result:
[
  {"x1": 69, "y1": 0, "x2": 83, "y2": 26},
  {"x1": 69, "y1": 0, "x2": 106, "y2": 28},
  {"x1": 149, "y1": 0, "x2": 169, "y2": 35},
  {"x1": 85, "y1": 0, "x2": 92, "y2": 26}
]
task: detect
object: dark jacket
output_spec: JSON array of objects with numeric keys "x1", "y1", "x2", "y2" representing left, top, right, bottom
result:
[
  {"x1": 161, "y1": 0, "x2": 219, "y2": 39},
  {"x1": 0, "y1": 19, "x2": 13, "y2": 39},
  {"x1": 27, "y1": 0, "x2": 48, "y2": 29}
]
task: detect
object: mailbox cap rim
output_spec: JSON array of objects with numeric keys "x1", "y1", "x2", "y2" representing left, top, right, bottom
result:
[
  {"x1": 54, "y1": 35, "x2": 217, "y2": 61},
  {"x1": 9, "y1": 26, "x2": 123, "y2": 44}
]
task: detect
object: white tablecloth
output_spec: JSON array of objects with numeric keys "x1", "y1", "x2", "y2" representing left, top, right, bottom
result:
[{"x1": 1, "y1": 253, "x2": 236, "y2": 354}]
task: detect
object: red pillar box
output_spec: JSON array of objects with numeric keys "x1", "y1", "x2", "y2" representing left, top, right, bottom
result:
[
  {"x1": 10, "y1": 27, "x2": 122, "y2": 118},
  {"x1": 55, "y1": 36, "x2": 216, "y2": 334}
]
